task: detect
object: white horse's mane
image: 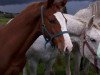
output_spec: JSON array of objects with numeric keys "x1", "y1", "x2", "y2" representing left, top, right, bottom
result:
[
  {"x1": 74, "y1": 1, "x2": 100, "y2": 29},
  {"x1": 90, "y1": 1, "x2": 100, "y2": 18}
]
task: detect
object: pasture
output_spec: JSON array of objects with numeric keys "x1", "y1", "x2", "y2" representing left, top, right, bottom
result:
[
  {"x1": 0, "y1": 17, "x2": 10, "y2": 24},
  {"x1": 21, "y1": 54, "x2": 99, "y2": 75},
  {"x1": 0, "y1": 17, "x2": 98, "y2": 75}
]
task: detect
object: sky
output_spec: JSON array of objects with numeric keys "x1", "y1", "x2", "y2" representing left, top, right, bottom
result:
[{"x1": 0, "y1": 0, "x2": 95, "y2": 5}]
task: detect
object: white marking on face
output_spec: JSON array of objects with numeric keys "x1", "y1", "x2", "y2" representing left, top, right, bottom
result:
[{"x1": 54, "y1": 12, "x2": 73, "y2": 52}]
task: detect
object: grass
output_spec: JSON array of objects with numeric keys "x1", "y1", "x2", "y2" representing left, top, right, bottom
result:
[
  {"x1": 20, "y1": 55, "x2": 98, "y2": 75},
  {"x1": 0, "y1": 17, "x2": 11, "y2": 24},
  {"x1": 0, "y1": 17, "x2": 98, "y2": 75}
]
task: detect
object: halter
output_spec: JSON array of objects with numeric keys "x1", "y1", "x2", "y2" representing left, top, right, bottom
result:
[
  {"x1": 82, "y1": 30, "x2": 99, "y2": 72},
  {"x1": 73, "y1": 17, "x2": 99, "y2": 72},
  {"x1": 41, "y1": 6, "x2": 68, "y2": 48}
]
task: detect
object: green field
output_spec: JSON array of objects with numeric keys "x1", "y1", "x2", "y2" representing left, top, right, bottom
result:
[
  {"x1": 21, "y1": 55, "x2": 97, "y2": 75},
  {"x1": 0, "y1": 17, "x2": 98, "y2": 75},
  {"x1": 0, "y1": 17, "x2": 10, "y2": 24}
]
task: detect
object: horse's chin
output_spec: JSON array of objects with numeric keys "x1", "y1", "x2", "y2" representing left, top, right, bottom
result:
[
  {"x1": 97, "y1": 43, "x2": 100, "y2": 58},
  {"x1": 56, "y1": 43, "x2": 64, "y2": 53},
  {"x1": 55, "y1": 42, "x2": 73, "y2": 53}
]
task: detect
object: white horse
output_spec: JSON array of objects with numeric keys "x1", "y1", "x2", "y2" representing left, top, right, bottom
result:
[
  {"x1": 64, "y1": 14, "x2": 100, "y2": 75},
  {"x1": 23, "y1": 35, "x2": 59, "y2": 75},
  {"x1": 70, "y1": 1, "x2": 100, "y2": 75}
]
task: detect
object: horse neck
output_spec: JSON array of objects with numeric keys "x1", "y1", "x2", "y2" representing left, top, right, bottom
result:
[
  {"x1": 0, "y1": 2, "x2": 43, "y2": 54},
  {"x1": 7, "y1": 2, "x2": 43, "y2": 39},
  {"x1": 74, "y1": 8, "x2": 92, "y2": 24},
  {"x1": 64, "y1": 14, "x2": 85, "y2": 36}
]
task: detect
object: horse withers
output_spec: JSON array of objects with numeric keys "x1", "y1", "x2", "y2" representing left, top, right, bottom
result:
[{"x1": 0, "y1": 0, "x2": 73, "y2": 75}]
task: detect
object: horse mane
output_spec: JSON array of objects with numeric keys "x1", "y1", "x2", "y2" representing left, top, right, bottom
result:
[
  {"x1": 75, "y1": 1, "x2": 100, "y2": 29},
  {"x1": 21, "y1": 2, "x2": 44, "y2": 13},
  {"x1": 5, "y1": 1, "x2": 45, "y2": 28},
  {"x1": 1, "y1": 2, "x2": 45, "y2": 29},
  {"x1": 89, "y1": 1, "x2": 100, "y2": 28},
  {"x1": 89, "y1": 1, "x2": 100, "y2": 18}
]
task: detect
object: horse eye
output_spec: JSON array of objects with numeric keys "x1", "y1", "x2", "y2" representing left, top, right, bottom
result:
[{"x1": 90, "y1": 38, "x2": 96, "y2": 42}]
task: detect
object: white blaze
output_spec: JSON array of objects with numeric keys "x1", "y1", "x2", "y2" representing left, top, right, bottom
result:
[{"x1": 54, "y1": 12, "x2": 73, "y2": 52}]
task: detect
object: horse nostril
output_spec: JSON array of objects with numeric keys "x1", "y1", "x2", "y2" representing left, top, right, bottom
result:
[{"x1": 65, "y1": 48, "x2": 68, "y2": 53}]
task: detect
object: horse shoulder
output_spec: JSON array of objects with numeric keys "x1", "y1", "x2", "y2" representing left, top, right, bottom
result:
[{"x1": 64, "y1": 14, "x2": 84, "y2": 35}]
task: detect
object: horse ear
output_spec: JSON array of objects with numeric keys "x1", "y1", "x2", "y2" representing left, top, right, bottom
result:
[
  {"x1": 54, "y1": 0, "x2": 67, "y2": 7},
  {"x1": 46, "y1": 0, "x2": 67, "y2": 8},
  {"x1": 46, "y1": 0, "x2": 55, "y2": 8},
  {"x1": 87, "y1": 15, "x2": 95, "y2": 29}
]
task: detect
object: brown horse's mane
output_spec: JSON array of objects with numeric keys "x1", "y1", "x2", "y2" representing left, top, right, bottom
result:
[
  {"x1": 20, "y1": 2, "x2": 44, "y2": 14},
  {"x1": 6, "y1": 2, "x2": 45, "y2": 28}
]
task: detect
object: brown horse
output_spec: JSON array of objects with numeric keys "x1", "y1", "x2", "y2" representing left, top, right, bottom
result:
[{"x1": 0, "y1": 0, "x2": 69, "y2": 75}]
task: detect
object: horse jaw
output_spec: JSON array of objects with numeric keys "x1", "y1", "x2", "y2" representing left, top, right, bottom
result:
[{"x1": 54, "y1": 12, "x2": 73, "y2": 52}]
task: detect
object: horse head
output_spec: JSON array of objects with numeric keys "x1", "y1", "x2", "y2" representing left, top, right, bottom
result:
[
  {"x1": 40, "y1": 0, "x2": 73, "y2": 52},
  {"x1": 6, "y1": 0, "x2": 73, "y2": 52},
  {"x1": 83, "y1": 16, "x2": 100, "y2": 59}
]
